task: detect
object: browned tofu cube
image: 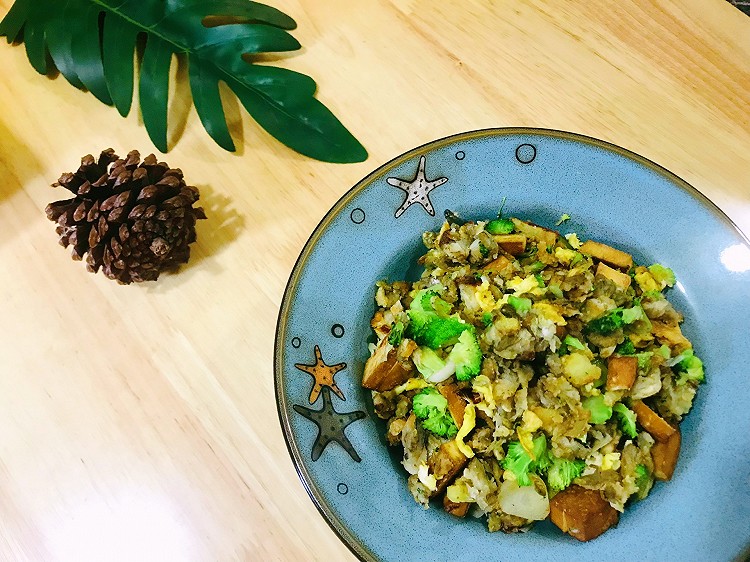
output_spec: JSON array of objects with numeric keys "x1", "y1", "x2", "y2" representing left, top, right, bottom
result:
[
  {"x1": 652, "y1": 428, "x2": 681, "y2": 480},
  {"x1": 429, "y1": 440, "x2": 469, "y2": 496},
  {"x1": 550, "y1": 485, "x2": 619, "y2": 542},
  {"x1": 595, "y1": 262, "x2": 632, "y2": 289},
  {"x1": 632, "y1": 400, "x2": 676, "y2": 443},
  {"x1": 606, "y1": 356, "x2": 638, "y2": 390},
  {"x1": 651, "y1": 321, "x2": 692, "y2": 353},
  {"x1": 362, "y1": 339, "x2": 413, "y2": 391},
  {"x1": 484, "y1": 255, "x2": 511, "y2": 274},
  {"x1": 580, "y1": 240, "x2": 633, "y2": 271},
  {"x1": 438, "y1": 383, "x2": 466, "y2": 427},
  {"x1": 511, "y1": 218, "x2": 559, "y2": 249},
  {"x1": 443, "y1": 495, "x2": 470, "y2": 518},
  {"x1": 493, "y1": 234, "x2": 527, "y2": 256}
]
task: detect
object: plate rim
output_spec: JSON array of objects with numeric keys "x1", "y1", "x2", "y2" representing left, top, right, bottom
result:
[{"x1": 273, "y1": 127, "x2": 750, "y2": 562}]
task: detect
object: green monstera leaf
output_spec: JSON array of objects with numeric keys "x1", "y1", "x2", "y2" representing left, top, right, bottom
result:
[{"x1": 0, "y1": 0, "x2": 367, "y2": 162}]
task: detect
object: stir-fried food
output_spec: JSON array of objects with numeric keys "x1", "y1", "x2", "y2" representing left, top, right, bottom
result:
[{"x1": 363, "y1": 212, "x2": 703, "y2": 540}]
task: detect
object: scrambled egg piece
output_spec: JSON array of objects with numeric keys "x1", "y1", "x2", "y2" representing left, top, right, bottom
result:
[
  {"x1": 455, "y1": 403, "x2": 476, "y2": 458},
  {"x1": 555, "y1": 247, "x2": 578, "y2": 265},
  {"x1": 601, "y1": 452, "x2": 621, "y2": 471},
  {"x1": 475, "y1": 279, "x2": 496, "y2": 312},
  {"x1": 533, "y1": 302, "x2": 567, "y2": 325}
]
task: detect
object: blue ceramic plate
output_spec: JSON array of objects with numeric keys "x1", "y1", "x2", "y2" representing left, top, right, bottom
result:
[{"x1": 274, "y1": 129, "x2": 750, "y2": 562}]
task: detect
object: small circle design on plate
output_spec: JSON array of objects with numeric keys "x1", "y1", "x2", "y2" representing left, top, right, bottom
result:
[
  {"x1": 331, "y1": 324, "x2": 345, "y2": 338},
  {"x1": 337, "y1": 483, "x2": 349, "y2": 495},
  {"x1": 515, "y1": 143, "x2": 537, "y2": 164},
  {"x1": 455, "y1": 150, "x2": 465, "y2": 160},
  {"x1": 350, "y1": 208, "x2": 366, "y2": 224},
  {"x1": 291, "y1": 337, "x2": 301, "y2": 348}
]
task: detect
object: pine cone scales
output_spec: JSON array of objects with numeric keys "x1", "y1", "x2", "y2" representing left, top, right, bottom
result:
[{"x1": 46, "y1": 149, "x2": 206, "y2": 284}]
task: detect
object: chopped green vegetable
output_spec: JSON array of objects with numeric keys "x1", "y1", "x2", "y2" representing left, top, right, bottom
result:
[
  {"x1": 412, "y1": 387, "x2": 458, "y2": 438},
  {"x1": 563, "y1": 335, "x2": 586, "y2": 351},
  {"x1": 481, "y1": 312, "x2": 493, "y2": 327},
  {"x1": 657, "y1": 344, "x2": 671, "y2": 359},
  {"x1": 555, "y1": 213, "x2": 571, "y2": 226},
  {"x1": 479, "y1": 243, "x2": 490, "y2": 257},
  {"x1": 504, "y1": 435, "x2": 549, "y2": 487},
  {"x1": 616, "y1": 339, "x2": 636, "y2": 355},
  {"x1": 547, "y1": 284, "x2": 563, "y2": 299},
  {"x1": 534, "y1": 273, "x2": 545, "y2": 287},
  {"x1": 673, "y1": 349, "x2": 705, "y2": 384},
  {"x1": 486, "y1": 218, "x2": 515, "y2": 235},
  {"x1": 636, "y1": 352, "x2": 653, "y2": 370},
  {"x1": 613, "y1": 403, "x2": 637, "y2": 438},
  {"x1": 622, "y1": 305, "x2": 647, "y2": 325},
  {"x1": 649, "y1": 264, "x2": 676, "y2": 288},
  {"x1": 634, "y1": 464, "x2": 653, "y2": 500},
  {"x1": 528, "y1": 261, "x2": 546, "y2": 274},
  {"x1": 388, "y1": 321, "x2": 405, "y2": 346},
  {"x1": 448, "y1": 329, "x2": 483, "y2": 381},
  {"x1": 585, "y1": 308, "x2": 625, "y2": 334},
  {"x1": 547, "y1": 457, "x2": 585, "y2": 491},
  {"x1": 407, "y1": 290, "x2": 468, "y2": 348},
  {"x1": 508, "y1": 295, "x2": 532, "y2": 315},
  {"x1": 582, "y1": 395, "x2": 613, "y2": 424}
]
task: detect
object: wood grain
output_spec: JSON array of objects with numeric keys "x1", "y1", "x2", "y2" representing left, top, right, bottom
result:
[{"x1": 0, "y1": 1, "x2": 748, "y2": 560}]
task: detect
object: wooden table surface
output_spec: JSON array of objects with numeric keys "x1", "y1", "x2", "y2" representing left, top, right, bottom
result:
[{"x1": 0, "y1": 1, "x2": 748, "y2": 560}]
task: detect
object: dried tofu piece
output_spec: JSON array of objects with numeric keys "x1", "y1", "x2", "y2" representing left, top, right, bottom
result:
[
  {"x1": 493, "y1": 234, "x2": 527, "y2": 256},
  {"x1": 443, "y1": 495, "x2": 470, "y2": 517},
  {"x1": 362, "y1": 338, "x2": 414, "y2": 391},
  {"x1": 595, "y1": 261, "x2": 631, "y2": 289},
  {"x1": 632, "y1": 400, "x2": 676, "y2": 442},
  {"x1": 652, "y1": 428, "x2": 681, "y2": 480},
  {"x1": 606, "y1": 356, "x2": 638, "y2": 390},
  {"x1": 550, "y1": 485, "x2": 619, "y2": 541},
  {"x1": 580, "y1": 240, "x2": 633, "y2": 271}
]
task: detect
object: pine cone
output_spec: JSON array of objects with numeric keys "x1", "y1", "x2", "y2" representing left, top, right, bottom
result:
[{"x1": 45, "y1": 149, "x2": 206, "y2": 284}]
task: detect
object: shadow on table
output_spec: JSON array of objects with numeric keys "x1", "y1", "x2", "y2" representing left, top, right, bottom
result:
[{"x1": 0, "y1": 119, "x2": 42, "y2": 204}]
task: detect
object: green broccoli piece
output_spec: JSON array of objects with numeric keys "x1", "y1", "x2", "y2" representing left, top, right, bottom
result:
[
  {"x1": 534, "y1": 273, "x2": 545, "y2": 287},
  {"x1": 413, "y1": 347, "x2": 447, "y2": 379},
  {"x1": 636, "y1": 352, "x2": 653, "y2": 370},
  {"x1": 634, "y1": 464, "x2": 653, "y2": 500},
  {"x1": 479, "y1": 243, "x2": 490, "y2": 258},
  {"x1": 648, "y1": 264, "x2": 676, "y2": 288},
  {"x1": 528, "y1": 261, "x2": 545, "y2": 274},
  {"x1": 504, "y1": 435, "x2": 549, "y2": 487},
  {"x1": 508, "y1": 295, "x2": 532, "y2": 315},
  {"x1": 555, "y1": 213, "x2": 571, "y2": 226},
  {"x1": 481, "y1": 312, "x2": 493, "y2": 327},
  {"x1": 563, "y1": 335, "x2": 586, "y2": 351},
  {"x1": 582, "y1": 395, "x2": 613, "y2": 424},
  {"x1": 388, "y1": 321, "x2": 405, "y2": 346},
  {"x1": 417, "y1": 316, "x2": 470, "y2": 349},
  {"x1": 547, "y1": 284, "x2": 563, "y2": 299},
  {"x1": 673, "y1": 349, "x2": 705, "y2": 384},
  {"x1": 657, "y1": 344, "x2": 671, "y2": 359},
  {"x1": 448, "y1": 329, "x2": 482, "y2": 381},
  {"x1": 621, "y1": 304, "x2": 649, "y2": 325},
  {"x1": 613, "y1": 403, "x2": 637, "y2": 438},
  {"x1": 547, "y1": 457, "x2": 585, "y2": 491},
  {"x1": 486, "y1": 218, "x2": 514, "y2": 235},
  {"x1": 412, "y1": 388, "x2": 457, "y2": 438},
  {"x1": 406, "y1": 291, "x2": 468, "y2": 348},
  {"x1": 616, "y1": 339, "x2": 636, "y2": 355},
  {"x1": 585, "y1": 308, "x2": 625, "y2": 334}
]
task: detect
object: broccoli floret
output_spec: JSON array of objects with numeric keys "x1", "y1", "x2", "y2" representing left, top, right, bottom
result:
[
  {"x1": 388, "y1": 321, "x2": 405, "y2": 346},
  {"x1": 534, "y1": 273, "x2": 545, "y2": 287},
  {"x1": 585, "y1": 308, "x2": 625, "y2": 334},
  {"x1": 636, "y1": 352, "x2": 653, "y2": 370},
  {"x1": 634, "y1": 464, "x2": 653, "y2": 500},
  {"x1": 582, "y1": 395, "x2": 613, "y2": 424},
  {"x1": 412, "y1": 388, "x2": 458, "y2": 438},
  {"x1": 613, "y1": 403, "x2": 637, "y2": 438},
  {"x1": 564, "y1": 335, "x2": 586, "y2": 351},
  {"x1": 486, "y1": 218, "x2": 514, "y2": 235},
  {"x1": 406, "y1": 290, "x2": 467, "y2": 348},
  {"x1": 503, "y1": 435, "x2": 549, "y2": 487},
  {"x1": 673, "y1": 349, "x2": 705, "y2": 384},
  {"x1": 413, "y1": 347, "x2": 447, "y2": 379},
  {"x1": 648, "y1": 264, "x2": 676, "y2": 288},
  {"x1": 622, "y1": 304, "x2": 649, "y2": 325},
  {"x1": 479, "y1": 243, "x2": 490, "y2": 257},
  {"x1": 449, "y1": 329, "x2": 482, "y2": 381},
  {"x1": 481, "y1": 312, "x2": 493, "y2": 327},
  {"x1": 547, "y1": 457, "x2": 585, "y2": 491},
  {"x1": 616, "y1": 339, "x2": 636, "y2": 355},
  {"x1": 555, "y1": 213, "x2": 571, "y2": 226},
  {"x1": 508, "y1": 295, "x2": 532, "y2": 315},
  {"x1": 417, "y1": 316, "x2": 470, "y2": 349},
  {"x1": 528, "y1": 261, "x2": 545, "y2": 274}
]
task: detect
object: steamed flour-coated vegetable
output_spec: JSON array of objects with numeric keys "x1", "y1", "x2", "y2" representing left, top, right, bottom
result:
[{"x1": 362, "y1": 212, "x2": 703, "y2": 541}]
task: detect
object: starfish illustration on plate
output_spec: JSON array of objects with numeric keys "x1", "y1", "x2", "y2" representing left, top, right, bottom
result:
[
  {"x1": 386, "y1": 155, "x2": 448, "y2": 218},
  {"x1": 295, "y1": 345, "x2": 346, "y2": 404},
  {"x1": 293, "y1": 387, "x2": 367, "y2": 462}
]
